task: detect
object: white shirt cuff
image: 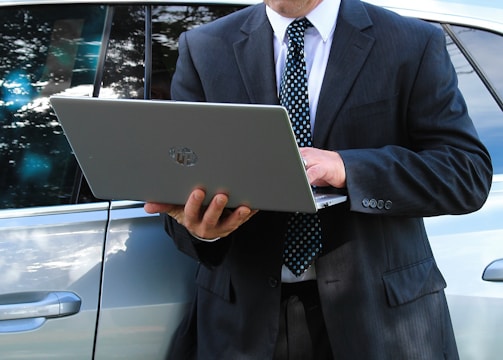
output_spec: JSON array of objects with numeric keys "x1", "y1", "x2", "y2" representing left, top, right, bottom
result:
[{"x1": 192, "y1": 234, "x2": 221, "y2": 242}]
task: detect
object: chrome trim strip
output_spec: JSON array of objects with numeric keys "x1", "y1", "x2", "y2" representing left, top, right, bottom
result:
[
  {"x1": 0, "y1": 202, "x2": 110, "y2": 219},
  {"x1": 110, "y1": 200, "x2": 146, "y2": 210}
]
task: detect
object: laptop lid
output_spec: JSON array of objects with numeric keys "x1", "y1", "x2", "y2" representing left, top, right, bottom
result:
[{"x1": 50, "y1": 96, "x2": 346, "y2": 213}]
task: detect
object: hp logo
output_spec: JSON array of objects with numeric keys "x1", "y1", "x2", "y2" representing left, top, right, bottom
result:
[{"x1": 169, "y1": 147, "x2": 198, "y2": 167}]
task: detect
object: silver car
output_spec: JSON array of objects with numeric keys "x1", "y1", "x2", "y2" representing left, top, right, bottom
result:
[{"x1": 0, "y1": 0, "x2": 502, "y2": 359}]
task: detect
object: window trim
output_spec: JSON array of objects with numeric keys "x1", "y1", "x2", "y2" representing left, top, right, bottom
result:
[
  {"x1": 442, "y1": 23, "x2": 503, "y2": 112},
  {"x1": 71, "y1": 5, "x2": 116, "y2": 204}
]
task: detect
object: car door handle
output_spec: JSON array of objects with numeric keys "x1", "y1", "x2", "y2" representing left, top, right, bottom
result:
[
  {"x1": 482, "y1": 259, "x2": 503, "y2": 282},
  {"x1": 0, "y1": 291, "x2": 81, "y2": 321}
]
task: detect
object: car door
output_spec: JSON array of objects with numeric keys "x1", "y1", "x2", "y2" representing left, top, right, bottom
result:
[
  {"x1": 425, "y1": 23, "x2": 503, "y2": 359},
  {"x1": 0, "y1": 4, "x2": 110, "y2": 358}
]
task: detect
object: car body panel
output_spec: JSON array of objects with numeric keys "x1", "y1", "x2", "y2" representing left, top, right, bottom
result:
[
  {"x1": 370, "y1": 0, "x2": 503, "y2": 33},
  {"x1": 424, "y1": 179, "x2": 503, "y2": 357},
  {"x1": 94, "y1": 202, "x2": 196, "y2": 359},
  {"x1": 0, "y1": 203, "x2": 108, "y2": 358}
]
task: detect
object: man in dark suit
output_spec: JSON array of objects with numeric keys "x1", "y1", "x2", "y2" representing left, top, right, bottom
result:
[{"x1": 145, "y1": 0, "x2": 492, "y2": 358}]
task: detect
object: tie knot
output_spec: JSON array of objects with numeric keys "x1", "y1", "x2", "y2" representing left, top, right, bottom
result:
[{"x1": 286, "y1": 18, "x2": 313, "y2": 47}]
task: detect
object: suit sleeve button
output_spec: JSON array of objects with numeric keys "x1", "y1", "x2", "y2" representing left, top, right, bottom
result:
[
  {"x1": 377, "y1": 200, "x2": 384, "y2": 209},
  {"x1": 362, "y1": 198, "x2": 370, "y2": 208},
  {"x1": 369, "y1": 199, "x2": 377, "y2": 208},
  {"x1": 385, "y1": 200, "x2": 392, "y2": 210}
]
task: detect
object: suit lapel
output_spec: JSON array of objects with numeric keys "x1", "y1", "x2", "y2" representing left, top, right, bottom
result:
[
  {"x1": 231, "y1": 1, "x2": 376, "y2": 142},
  {"x1": 313, "y1": 0, "x2": 375, "y2": 147},
  {"x1": 233, "y1": 4, "x2": 279, "y2": 105}
]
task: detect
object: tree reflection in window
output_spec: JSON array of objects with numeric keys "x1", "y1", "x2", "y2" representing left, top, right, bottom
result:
[
  {"x1": 101, "y1": 5, "x2": 244, "y2": 99},
  {"x1": 443, "y1": 25, "x2": 503, "y2": 174},
  {"x1": 0, "y1": 5, "x2": 107, "y2": 209}
]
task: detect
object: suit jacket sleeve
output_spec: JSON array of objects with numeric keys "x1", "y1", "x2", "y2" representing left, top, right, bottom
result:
[{"x1": 337, "y1": 25, "x2": 492, "y2": 217}]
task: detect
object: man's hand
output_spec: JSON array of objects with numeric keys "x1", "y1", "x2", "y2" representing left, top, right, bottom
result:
[
  {"x1": 144, "y1": 188, "x2": 257, "y2": 240},
  {"x1": 299, "y1": 147, "x2": 346, "y2": 188}
]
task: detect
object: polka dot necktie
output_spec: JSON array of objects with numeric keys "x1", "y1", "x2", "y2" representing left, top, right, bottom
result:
[{"x1": 280, "y1": 18, "x2": 322, "y2": 276}]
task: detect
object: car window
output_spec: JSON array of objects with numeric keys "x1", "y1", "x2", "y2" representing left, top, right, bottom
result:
[
  {"x1": 0, "y1": 5, "x2": 108, "y2": 209},
  {"x1": 442, "y1": 25, "x2": 503, "y2": 175},
  {"x1": 450, "y1": 25, "x2": 503, "y2": 103},
  {"x1": 100, "y1": 4, "x2": 245, "y2": 100}
]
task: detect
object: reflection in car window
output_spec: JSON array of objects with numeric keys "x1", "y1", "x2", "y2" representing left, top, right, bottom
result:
[
  {"x1": 443, "y1": 26, "x2": 503, "y2": 175},
  {"x1": 0, "y1": 5, "x2": 108, "y2": 209},
  {"x1": 101, "y1": 5, "x2": 245, "y2": 99},
  {"x1": 450, "y1": 25, "x2": 503, "y2": 104}
]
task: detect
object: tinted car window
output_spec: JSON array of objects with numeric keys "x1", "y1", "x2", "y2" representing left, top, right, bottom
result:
[
  {"x1": 450, "y1": 25, "x2": 503, "y2": 102},
  {"x1": 0, "y1": 5, "x2": 108, "y2": 209},
  {"x1": 101, "y1": 5, "x2": 245, "y2": 99},
  {"x1": 443, "y1": 25, "x2": 503, "y2": 174}
]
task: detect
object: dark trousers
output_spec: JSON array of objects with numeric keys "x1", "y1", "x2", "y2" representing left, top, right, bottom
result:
[{"x1": 273, "y1": 280, "x2": 333, "y2": 360}]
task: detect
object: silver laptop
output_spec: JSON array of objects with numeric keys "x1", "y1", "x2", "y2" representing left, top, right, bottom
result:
[{"x1": 49, "y1": 96, "x2": 347, "y2": 213}]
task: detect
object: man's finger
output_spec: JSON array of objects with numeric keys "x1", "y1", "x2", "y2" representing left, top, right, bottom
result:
[
  {"x1": 144, "y1": 202, "x2": 175, "y2": 214},
  {"x1": 201, "y1": 193, "x2": 229, "y2": 227},
  {"x1": 184, "y1": 189, "x2": 207, "y2": 224}
]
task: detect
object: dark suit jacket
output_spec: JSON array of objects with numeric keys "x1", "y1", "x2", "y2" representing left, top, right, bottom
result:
[{"x1": 165, "y1": 1, "x2": 492, "y2": 359}]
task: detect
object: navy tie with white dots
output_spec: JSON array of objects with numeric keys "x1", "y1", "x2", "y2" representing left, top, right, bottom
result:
[{"x1": 280, "y1": 18, "x2": 322, "y2": 277}]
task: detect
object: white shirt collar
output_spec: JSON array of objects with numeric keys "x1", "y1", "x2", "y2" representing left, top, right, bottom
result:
[{"x1": 266, "y1": 0, "x2": 341, "y2": 43}]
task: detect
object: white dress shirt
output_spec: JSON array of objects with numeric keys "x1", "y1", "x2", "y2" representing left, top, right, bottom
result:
[
  {"x1": 266, "y1": 0, "x2": 340, "y2": 130},
  {"x1": 266, "y1": 0, "x2": 340, "y2": 282}
]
